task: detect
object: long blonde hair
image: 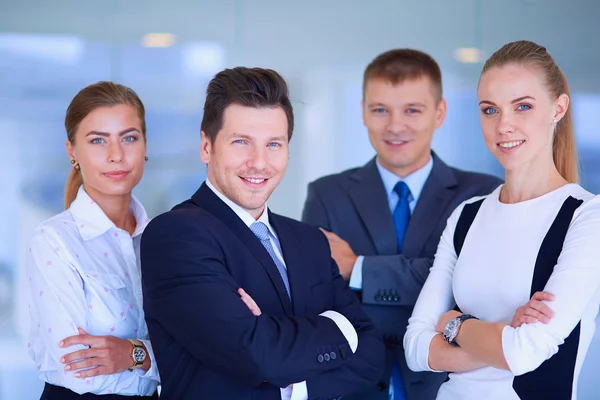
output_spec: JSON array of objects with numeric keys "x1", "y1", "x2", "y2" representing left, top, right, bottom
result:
[
  {"x1": 64, "y1": 82, "x2": 146, "y2": 209},
  {"x1": 480, "y1": 40, "x2": 578, "y2": 183}
]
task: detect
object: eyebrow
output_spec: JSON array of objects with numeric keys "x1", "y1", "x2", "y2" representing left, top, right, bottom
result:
[
  {"x1": 478, "y1": 96, "x2": 536, "y2": 106},
  {"x1": 85, "y1": 127, "x2": 140, "y2": 137},
  {"x1": 367, "y1": 102, "x2": 427, "y2": 108},
  {"x1": 231, "y1": 133, "x2": 288, "y2": 142}
]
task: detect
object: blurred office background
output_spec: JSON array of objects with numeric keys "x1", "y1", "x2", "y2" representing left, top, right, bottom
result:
[{"x1": 1, "y1": 0, "x2": 599, "y2": 398}]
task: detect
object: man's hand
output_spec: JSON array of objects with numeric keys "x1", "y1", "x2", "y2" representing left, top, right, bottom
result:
[
  {"x1": 59, "y1": 328, "x2": 146, "y2": 378},
  {"x1": 239, "y1": 288, "x2": 262, "y2": 316},
  {"x1": 511, "y1": 291, "x2": 555, "y2": 328},
  {"x1": 319, "y1": 228, "x2": 358, "y2": 281}
]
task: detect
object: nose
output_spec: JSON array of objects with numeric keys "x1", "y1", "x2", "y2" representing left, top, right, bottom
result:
[
  {"x1": 386, "y1": 111, "x2": 407, "y2": 135},
  {"x1": 497, "y1": 112, "x2": 516, "y2": 135},
  {"x1": 108, "y1": 141, "x2": 124, "y2": 163},
  {"x1": 247, "y1": 145, "x2": 267, "y2": 170}
]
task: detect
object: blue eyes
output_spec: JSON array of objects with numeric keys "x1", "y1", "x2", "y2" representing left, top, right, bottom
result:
[
  {"x1": 371, "y1": 108, "x2": 420, "y2": 115},
  {"x1": 90, "y1": 136, "x2": 137, "y2": 144},
  {"x1": 233, "y1": 140, "x2": 281, "y2": 148},
  {"x1": 482, "y1": 104, "x2": 532, "y2": 115}
]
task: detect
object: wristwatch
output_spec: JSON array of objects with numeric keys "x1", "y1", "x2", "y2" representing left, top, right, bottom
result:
[
  {"x1": 127, "y1": 339, "x2": 147, "y2": 370},
  {"x1": 443, "y1": 314, "x2": 479, "y2": 347}
]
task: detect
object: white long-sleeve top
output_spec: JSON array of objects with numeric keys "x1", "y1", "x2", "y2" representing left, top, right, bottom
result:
[
  {"x1": 404, "y1": 184, "x2": 600, "y2": 400},
  {"x1": 25, "y1": 186, "x2": 160, "y2": 395}
]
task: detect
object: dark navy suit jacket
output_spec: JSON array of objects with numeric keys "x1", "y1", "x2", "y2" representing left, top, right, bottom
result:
[{"x1": 141, "y1": 183, "x2": 385, "y2": 400}]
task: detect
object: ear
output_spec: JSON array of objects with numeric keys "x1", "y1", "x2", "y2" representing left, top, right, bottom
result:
[
  {"x1": 200, "y1": 131, "x2": 212, "y2": 164},
  {"x1": 65, "y1": 139, "x2": 76, "y2": 162},
  {"x1": 553, "y1": 93, "x2": 569, "y2": 122},
  {"x1": 361, "y1": 99, "x2": 367, "y2": 127},
  {"x1": 434, "y1": 98, "x2": 447, "y2": 130}
]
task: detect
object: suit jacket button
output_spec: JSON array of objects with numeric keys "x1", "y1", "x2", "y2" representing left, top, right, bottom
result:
[
  {"x1": 317, "y1": 354, "x2": 324, "y2": 363},
  {"x1": 330, "y1": 351, "x2": 336, "y2": 360},
  {"x1": 324, "y1": 353, "x2": 330, "y2": 362},
  {"x1": 374, "y1": 295, "x2": 382, "y2": 301},
  {"x1": 393, "y1": 296, "x2": 399, "y2": 302}
]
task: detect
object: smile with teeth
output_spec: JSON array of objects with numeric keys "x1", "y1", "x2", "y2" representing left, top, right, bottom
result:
[
  {"x1": 386, "y1": 140, "x2": 408, "y2": 145},
  {"x1": 498, "y1": 140, "x2": 525, "y2": 149},
  {"x1": 243, "y1": 177, "x2": 266, "y2": 184}
]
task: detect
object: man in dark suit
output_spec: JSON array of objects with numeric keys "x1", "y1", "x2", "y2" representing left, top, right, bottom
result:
[
  {"x1": 301, "y1": 49, "x2": 502, "y2": 400},
  {"x1": 141, "y1": 67, "x2": 384, "y2": 400}
]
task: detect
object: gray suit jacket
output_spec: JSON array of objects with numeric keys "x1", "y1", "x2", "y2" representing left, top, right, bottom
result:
[{"x1": 301, "y1": 153, "x2": 502, "y2": 400}]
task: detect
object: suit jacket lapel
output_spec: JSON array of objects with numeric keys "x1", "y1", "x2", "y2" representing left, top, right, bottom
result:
[
  {"x1": 269, "y1": 213, "x2": 309, "y2": 316},
  {"x1": 348, "y1": 158, "x2": 398, "y2": 255},
  {"x1": 403, "y1": 153, "x2": 458, "y2": 258},
  {"x1": 192, "y1": 183, "x2": 293, "y2": 315}
]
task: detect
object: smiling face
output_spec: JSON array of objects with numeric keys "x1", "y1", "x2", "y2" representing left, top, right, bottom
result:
[
  {"x1": 66, "y1": 104, "x2": 147, "y2": 200},
  {"x1": 201, "y1": 104, "x2": 289, "y2": 219},
  {"x1": 477, "y1": 63, "x2": 569, "y2": 174},
  {"x1": 362, "y1": 76, "x2": 446, "y2": 177}
]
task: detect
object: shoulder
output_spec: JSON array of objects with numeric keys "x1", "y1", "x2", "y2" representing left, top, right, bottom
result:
[
  {"x1": 144, "y1": 200, "x2": 215, "y2": 238},
  {"x1": 30, "y1": 210, "x2": 79, "y2": 248},
  {"x1": 448, "y1": 165, "x2": 503, "y2": 190},
  {"x1": 272, "y1": 213, "x2": 328, "y2": 244},
  {"x1": 308, "y1": 165, "x2": 362, "y2": 193},
  {"x1": 568, "y1": 184, "x2": 600, "y2": 220}
]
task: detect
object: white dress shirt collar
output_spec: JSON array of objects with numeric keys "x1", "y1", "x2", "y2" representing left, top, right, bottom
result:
[
  {"x1": 205, "y1": 179, "x2": 278, "y2": 239},
  {"x1": 70, "y1": 186, "x2": 150, "y2": 241}
]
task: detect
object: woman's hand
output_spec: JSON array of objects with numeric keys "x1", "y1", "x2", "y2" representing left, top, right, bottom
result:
[
  {"x1": 59, "y1": 328, "x2": 142, "y2": 378},
  {"x1": 511, "y1": 291, "x2": 555, "y2": 328}
]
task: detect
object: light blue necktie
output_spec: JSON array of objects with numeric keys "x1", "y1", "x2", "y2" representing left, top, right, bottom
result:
[
  {"x1": 250, "y1": 222, "x2": 291, "y2": 300},
  {"x1": 390, "y1": 181, "x2": 411, "y2": 400}
]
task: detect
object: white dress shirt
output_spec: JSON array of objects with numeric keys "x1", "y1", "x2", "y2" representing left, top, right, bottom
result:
[
  {"x1": 26, "y1": 186, "x2": 160, "y2": 396},
  {"x1": 205, "y1": 179, "x2": 358, "y2": 400},
  {"x1": 404, "y1": 184, "x2": 600, "y2": 400}
]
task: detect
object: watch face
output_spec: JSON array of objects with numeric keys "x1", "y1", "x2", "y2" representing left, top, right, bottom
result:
[
  {"x1": 133, "y1": 347, "x2": 146, "y2": 363},
  {"x1": 444, "y1": 319, "x2": 460, "y2": 341}
]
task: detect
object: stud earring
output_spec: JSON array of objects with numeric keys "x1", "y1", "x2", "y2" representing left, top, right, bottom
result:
[
  {"x1": 553, "y1": 119, "x2": 558, "y2": 123},
  {"x1": 144, "y1": 156, "x2": 149, "y2": 161},
  {"x1": 70, "y1": 159, "x2": 75, "y2": 164}
]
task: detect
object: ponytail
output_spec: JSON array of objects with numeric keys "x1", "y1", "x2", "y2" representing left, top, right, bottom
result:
[{"x1": 64, "y1": 168, "x2": 83, "y2": 209}]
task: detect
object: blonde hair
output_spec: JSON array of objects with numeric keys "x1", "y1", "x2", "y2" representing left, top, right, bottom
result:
[
  {"x1": 480, "y1": 40, "x2": 578, "y2": 183},
  {"x1": 64, "y1": 82, "x2": 146, "y2": 208}
]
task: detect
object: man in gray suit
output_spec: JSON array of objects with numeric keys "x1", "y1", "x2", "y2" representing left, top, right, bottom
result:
[{"x1": 301, "y1": 49, "x2": 502, "y2": 400}]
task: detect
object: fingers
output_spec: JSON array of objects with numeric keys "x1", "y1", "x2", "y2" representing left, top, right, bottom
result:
[
  {"x1": 319, "y1": 228, "x2": 340, "y2": 241},
  {"x1": 61, "y1": 348, "x2": 103, "y2": 364},
  {"x1": 526, "y1": 300, "x2": 555, "y2": 320},
  {"x1": 238, "y1": 288, "x2": 262, "y2": 316},
  {"x1": 532, "y1": 291, "x2": 555, "y2": 302},
  {"x1": 74, "y1": 366, "x2": 111, "y2": 378},
  {"x1": 65, "y1": 357, "x2": 101, "y2": 372},
  {"x1": 60, "y1": 333, "x2": 105, "y2": 349}
]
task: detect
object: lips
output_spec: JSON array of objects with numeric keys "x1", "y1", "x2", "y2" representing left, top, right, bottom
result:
[{"x1": 104, "y1": 171, "x2": 129, "y2": 179}]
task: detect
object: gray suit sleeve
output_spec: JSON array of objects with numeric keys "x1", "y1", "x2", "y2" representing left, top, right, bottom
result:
[
  {"x1": 301, "y1": 182, "x2": 332, "y2": 230},
  {"x1": 361, "y1": 255, "x2": 433, "y2": 307}
]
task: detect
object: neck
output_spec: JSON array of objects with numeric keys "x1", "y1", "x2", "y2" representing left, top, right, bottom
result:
[
  {"x1": 83, "y1": 185, "x2": 136, "y2": 235},
  {"x1": 380, "y1": 151, "x2": 431, "y2": 179},
  {"x1": 501, "y1": 155, "x2": 568, "y2": 204}
]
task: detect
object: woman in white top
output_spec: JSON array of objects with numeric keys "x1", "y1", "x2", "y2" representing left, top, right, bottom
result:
[
  {"x1": 404, "y1": 40, "x2": 600, "y2": 400},
  {"x1": 26, "y1": 82, "x2": 160, "y2": 399}
]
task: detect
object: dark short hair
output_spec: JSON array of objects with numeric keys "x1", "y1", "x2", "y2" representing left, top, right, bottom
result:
[
  {"x1": 201, "y1": 67, "x2": 294, "y2": 143},
  {"x1": 363, "y1": 49, "x2": 443, "y2": 101}
]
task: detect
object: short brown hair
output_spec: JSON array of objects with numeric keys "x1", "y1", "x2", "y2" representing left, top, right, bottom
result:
[
  {"x1": 363, "y1": 49, "x2": 443, "y2": 100},
  {"x1": 201, "y1": 67, "x2": 294, "y2": 143},
  {"x1": 64, "y1": 82, "x2": 146, "y2": 209},
  {"x1": 481, "y1": 40, "x2": 577, "y2": 183}
]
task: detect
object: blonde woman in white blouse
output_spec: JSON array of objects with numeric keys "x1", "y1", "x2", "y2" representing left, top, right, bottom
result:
[
  {"x1": 26, "y1": 82, "x2": 159, "y2": 399},
  {"x1": 404, "y1": 41, "x2": 600, "y2": 400}
]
